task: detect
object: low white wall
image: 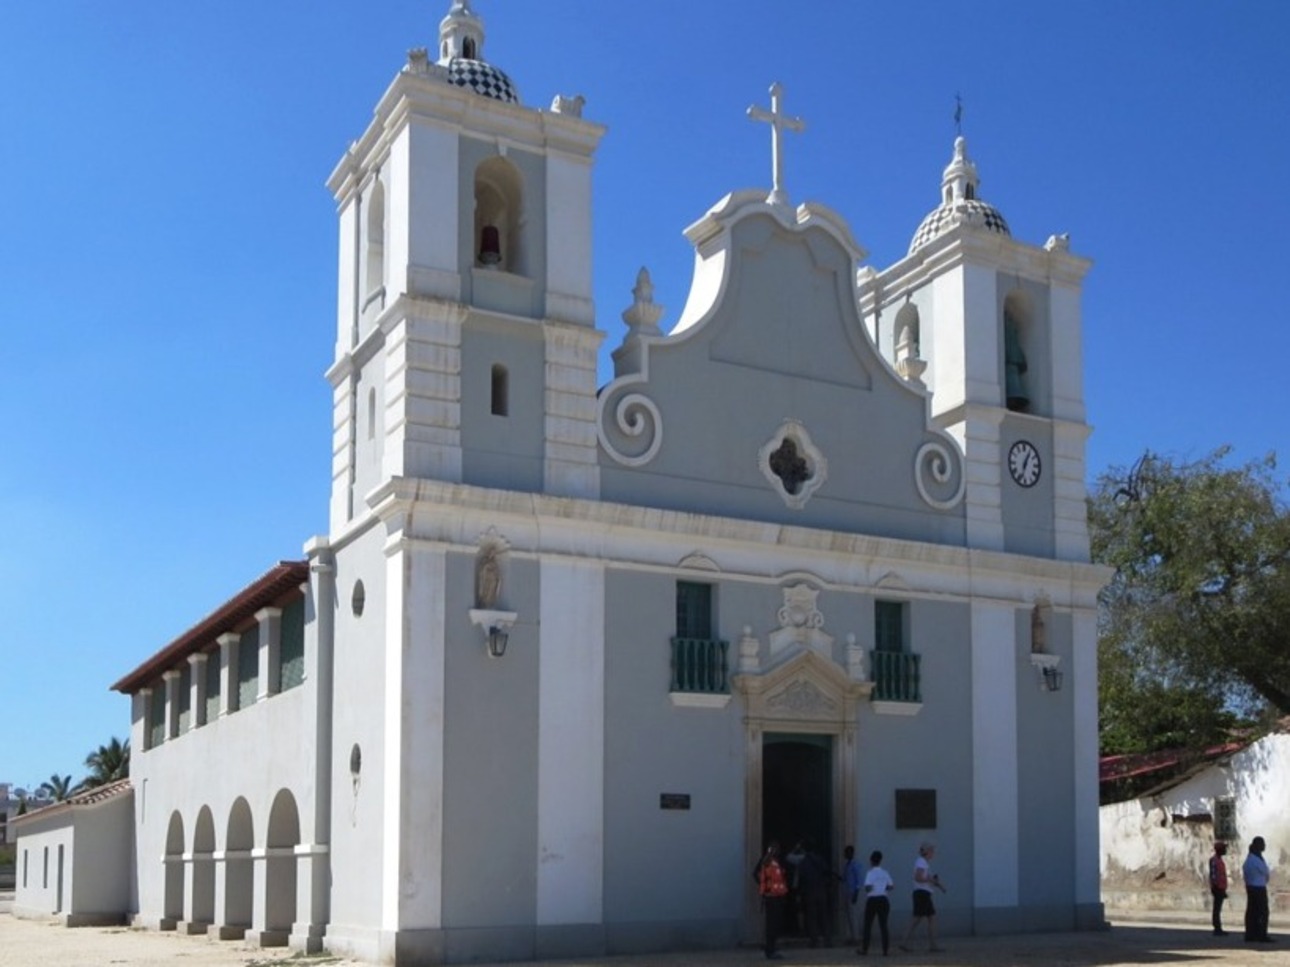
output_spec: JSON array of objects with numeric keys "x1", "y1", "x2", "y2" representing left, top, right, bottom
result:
[{"x1": 1100, "y1": 732, "x2": 1290, "y2": 909}]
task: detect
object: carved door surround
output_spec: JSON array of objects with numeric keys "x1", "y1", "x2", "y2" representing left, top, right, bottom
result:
[{"x1": 732, "y1": 647, "x2": 872, "y2": 941}]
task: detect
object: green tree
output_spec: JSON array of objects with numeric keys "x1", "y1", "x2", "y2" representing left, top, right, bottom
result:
[
  {"x1": 39, "y1": 774, "x2": 76, "y2": 802},
  {"x1": 83, "y1": 736, "x2": 130, "y2": 787},
  {"x1": 1090, "y1": 448, "x2": 1290, "y2": 754}
]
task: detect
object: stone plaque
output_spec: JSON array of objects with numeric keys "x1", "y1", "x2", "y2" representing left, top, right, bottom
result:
[{"x1": 895, "y1": 788, "x2": 937, "y2": 829}]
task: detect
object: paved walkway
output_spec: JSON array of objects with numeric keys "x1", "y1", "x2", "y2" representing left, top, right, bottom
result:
[{"x1": 0, "y1": 913, "x2": 1287, "y2": 967}]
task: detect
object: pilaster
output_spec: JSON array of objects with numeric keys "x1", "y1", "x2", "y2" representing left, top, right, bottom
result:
[
  {"x1": 971, "y1": 600, "x2": 1019, "y2": 907},
  {"x1": 536, "y1": 558, "x2": 605, "y2": 925},
  {"x1": 294, "y1": 538, "x2": 335, "y2": 953},
  {"x1": 543, "y1": 323, "x2": 603, "y2": 498},
  {"x1": 1052, "y1": 421, "x2": 1092, "y2": 562},
  {"x1": 381, "y1": 528, "x2": 448, "y2": 932},
  {"x1": 256, "y1": 607, "x2": 283, "y2": 701},
  {"x1": 207, "y1": 860, "x2": 245, "y2": 940},
  {"x1": 943, "y1": 405, "x2": 1005, "y2": 550},
  {"x1": 383, "y1": 301, "x2": 465, "y2": 485},
  {"x1": 1071, "y1": 608, "x2": 1101, "y2": 909}
]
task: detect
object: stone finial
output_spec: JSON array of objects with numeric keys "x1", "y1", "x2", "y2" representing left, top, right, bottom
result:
[
  {"x1": 621, "y1": 267, "x2": 664, "y2": 334},
  {"x1": 1044, "y1": 233, "x2": 1071, "y2": 252},
  {"x1": 846, "y1": 632, "x2": 867, "y2": 683},
  {"x1": 551, "y1": 94, "x2": 586, "y2": 117},
  {"x1": 738, "y1": 626, "x2": 761, "y2": 674},
  {"x1": 407, "y1": 47, "x2": 430, "y2": 74}
]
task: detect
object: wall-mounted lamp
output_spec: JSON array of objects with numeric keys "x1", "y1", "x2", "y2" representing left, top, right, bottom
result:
[
  {"x1": 486, "y1": 625, "x2": 509, "y2": 658},
  {"x1": 1030, "y1": 653, "x2": 1062, "y2": 693},
  {"x1": 469, "y1": 608, "x2": 517, "y2": 659}
]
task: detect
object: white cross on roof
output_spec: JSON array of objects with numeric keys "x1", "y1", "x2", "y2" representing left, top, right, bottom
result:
[{"x1": 747, "y1": 82, "x2": 805, "y2": 207}]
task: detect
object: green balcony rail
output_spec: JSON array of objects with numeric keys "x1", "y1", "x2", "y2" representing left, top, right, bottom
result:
[
  {"x1": 670, "y1": 637, "x2": 730, "y2": 694},
  {"x1": 870, "y1": 650, "x2": 922, "y2": 702}
]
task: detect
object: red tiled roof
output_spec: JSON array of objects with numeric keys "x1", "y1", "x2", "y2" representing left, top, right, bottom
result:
[
  {"x1": 111, "y1": 561, "x2": 309, "y2": 694},
  {"x1": 1099, "y1": 741, "x2": 1246, "y2": 785},
  {"x1": 13, "y1": 779, "x2": 132, "y2": 826}
]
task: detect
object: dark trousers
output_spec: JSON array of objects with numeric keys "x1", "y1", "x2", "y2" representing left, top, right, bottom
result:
[
  {"x1": 1211, "y1": 889, "x2": 1226, "y2": 932},
  {"x1": 764, "y1": 895, "x2": 786, "y2": 955},
  {"x1": 1245, "y1": 886, "x2": 1269, "y2": 941},
  {"x1": 803, "y1": 889, "x2": 829, "y2": 945},
  {"x1": 862, "y1": 895, "x2": 890, "y2": 954}
]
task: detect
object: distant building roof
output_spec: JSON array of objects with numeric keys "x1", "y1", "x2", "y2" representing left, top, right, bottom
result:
[
  {"x1": 111, "y1": 560, "x2": 309, "y2": 694},
  {"x1": 1099, "y1": 741, "x2": 1247, "y2": 804}
]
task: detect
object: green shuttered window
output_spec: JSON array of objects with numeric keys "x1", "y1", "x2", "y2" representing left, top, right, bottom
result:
[
  {"x1": 279, "y1": 598, "x2": 305, "y2": 691},
  {"x1": 238, "y1": 628, "x2": 259, "y2": 709}
]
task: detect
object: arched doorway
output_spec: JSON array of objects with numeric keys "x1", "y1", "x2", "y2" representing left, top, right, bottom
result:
[
  {"x1": 265, "y1": 789, "x2": 301, "y2": 942},
  {"x1": 192, "y1": 806, "x2": 216, "y2": 926},
  {"x1": 224, "y1": 798, "x2": 254, "y2": 933},
  {"x1": 734, "y1": 647, "x2": 871, "y2": 943},
  {"x1": 163, "y1": 811, "x2": 185, "y2": 926}
]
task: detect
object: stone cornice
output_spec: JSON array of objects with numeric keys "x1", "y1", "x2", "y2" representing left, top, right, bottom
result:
[
  {"x1": 861, "y1": 230, "x2": 1092, "y2": 314},
  {"x1": 365, "y1": 476, "x2": 1110, "y2": 608},
  {"x1": 328, "y1": 70, "x2": 606, "y2": 202}
]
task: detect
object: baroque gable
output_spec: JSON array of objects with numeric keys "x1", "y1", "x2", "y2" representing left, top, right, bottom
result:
[
  {"x1": 596, "y1": 193, "x2": 967, "y2": 542},
  {"x1": 734, "y1": 646, "x2": 871, "y2": 728}
]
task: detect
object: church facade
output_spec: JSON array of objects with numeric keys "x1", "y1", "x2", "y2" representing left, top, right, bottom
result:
[{"x1": 107, "y1": 2, "x2": 1106, "y2": 962}]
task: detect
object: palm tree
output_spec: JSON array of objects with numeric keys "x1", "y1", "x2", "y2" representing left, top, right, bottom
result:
[
  {"x1": 83, "y1": 737, "x2": 130, "y2": 787},
  {"x1": 39, "y1": 774, "x2": 75, "y2": 801}
]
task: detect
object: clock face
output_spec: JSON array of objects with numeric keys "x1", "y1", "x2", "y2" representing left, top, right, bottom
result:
[{"x1": 1008, "y1": 440, "x2": 1041, "y2": 488}]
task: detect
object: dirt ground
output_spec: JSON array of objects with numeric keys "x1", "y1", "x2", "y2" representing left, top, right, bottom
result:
[{"x1": 0, "y1": 914, "x2": 1288, "y2": 967}]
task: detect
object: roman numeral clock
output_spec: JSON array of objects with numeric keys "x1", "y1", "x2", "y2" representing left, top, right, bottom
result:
[{"x1": 1007, "y1": 440, "x2": 1041, "y2": 487}]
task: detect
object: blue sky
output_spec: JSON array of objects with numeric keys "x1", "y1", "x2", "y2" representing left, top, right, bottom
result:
[{"x1": 1, "y1": 1, "x2": 1287, "y2": 791}]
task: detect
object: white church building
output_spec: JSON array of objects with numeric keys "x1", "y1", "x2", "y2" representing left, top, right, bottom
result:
[{"x1": 27, "y1": 2, "x2": 1109, "y2": 962}]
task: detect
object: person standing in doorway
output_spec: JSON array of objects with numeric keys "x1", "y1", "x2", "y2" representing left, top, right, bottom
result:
[
  {"x1": 1209, "y1": 840, "x2": 1229, "y2": 936},
  {"x1": 756, "y1": 841, "x2": 790, "y2": 959},
  {"x1": 899, "y1": 842, "x2": 946, "y2": 953},
  {"x1": 859, "y1": 849, "x2": 895, "y2": 956},
  {"x1": 842, "y1": 845, "x2": 863, "y2": 945},
  {"x1": 1243, "y1": 836, "x2": 1273, "y2": 943}
]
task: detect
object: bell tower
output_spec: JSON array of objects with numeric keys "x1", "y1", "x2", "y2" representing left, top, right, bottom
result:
[
  {"x1": 324, "y1": 1, "x2": 606, "y2": 531},
  {"x1": 865, "y1": 136, "x2": 1093, "y2": 560}
]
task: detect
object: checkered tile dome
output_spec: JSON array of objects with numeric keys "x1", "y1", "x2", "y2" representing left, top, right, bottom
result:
[
  {"x1": 909, "y1": 200, "x2": 1010, "y2": 254},
  {"x1": 446, "y1": 57, "x2": 519, "y2": 104}
]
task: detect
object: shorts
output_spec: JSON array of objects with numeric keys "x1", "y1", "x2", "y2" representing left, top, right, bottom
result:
[{"x1": 912, "y1": 890, "x2": 936, "y2": 917}]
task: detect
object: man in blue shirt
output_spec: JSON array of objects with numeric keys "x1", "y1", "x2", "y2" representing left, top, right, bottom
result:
[{"x1": 1242, "y1": 836, "x2": 1273, "y2": 943}]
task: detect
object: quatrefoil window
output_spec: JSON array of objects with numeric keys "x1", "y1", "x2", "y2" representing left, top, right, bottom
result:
[
  {"x1": 769, "y1": 439, "x2": 811, "y2": 495},
  {"x1": 759, "y1": 420, "x2": 828, "y2": 509}
]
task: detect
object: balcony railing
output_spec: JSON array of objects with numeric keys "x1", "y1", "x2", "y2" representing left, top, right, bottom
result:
[
  {"x1": 670, "y1": 638, "x2": 730, "y2": 695},
  {"x1": 870, "y1": 650, "x2": 922, "y2": 702}
]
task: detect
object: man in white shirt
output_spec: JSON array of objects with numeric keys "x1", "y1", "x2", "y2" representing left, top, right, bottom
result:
[
  {"x1": 859, "y1": 850, "x2": 895, "y2": 956},
  {"x1": 1243, "y1": 836, "x2": 1273, "y2": 943}
]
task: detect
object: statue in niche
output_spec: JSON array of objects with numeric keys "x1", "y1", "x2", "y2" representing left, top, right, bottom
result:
[
  {"x1": 1004, "y1": 309, "x2": 1029, "y2": 412},
  {"x1": 1031, "y1": 603, "x2": 1048, "y2": 653},
  {"x1": 476, "y1": 546, "x2": 502, "y2": 609}
]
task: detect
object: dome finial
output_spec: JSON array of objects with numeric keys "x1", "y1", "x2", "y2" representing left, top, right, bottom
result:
[
  {"x1": 941, "y1": 134, "x2": 979, "y2": 205},
  {"x1": 439, "y1": 0, "x2": 484, "y2": 64},
  {"x1": 908, "y1": 129, "x2": 1010, "y2": 254}
]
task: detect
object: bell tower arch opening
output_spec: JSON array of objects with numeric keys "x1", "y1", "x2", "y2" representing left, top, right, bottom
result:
[{"x1": 474, "y1": 156, "x2": 524, "y2": 274}]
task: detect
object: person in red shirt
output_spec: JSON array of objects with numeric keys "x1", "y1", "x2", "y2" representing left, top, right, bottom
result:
[
  {"x1": 756, "y1": 841, "x2": 790, "y2": 960},
  {"x1": 1209, "y1": 841, "x2": 1229, "y2": 936}
]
